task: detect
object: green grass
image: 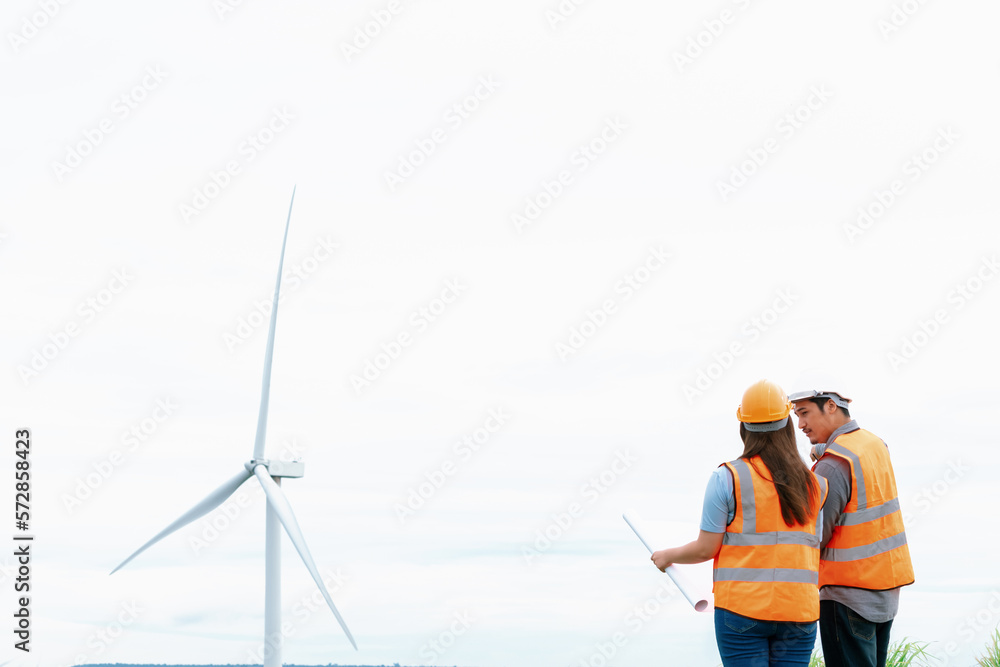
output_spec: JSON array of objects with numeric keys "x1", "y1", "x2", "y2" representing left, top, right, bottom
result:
[
  {"x1": 885, "y1": 638, "x2": 935, "y2": 666},
  {"x1": 757, "y1": 632, "x2": 1000, "y2": 666},
  {"x1": 810, "y1": 638, "x2": 934, "y2": 666},
  {"x1": 976, "y1": 628, "x2": 1000, "y2": 666}
]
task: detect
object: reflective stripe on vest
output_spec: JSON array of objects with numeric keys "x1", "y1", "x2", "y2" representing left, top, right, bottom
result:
[
  {"x1": 826, "y1": 442, "x2": 869, "y2": 508},
  {"x1": 817, "y1": 429, "x2": 915, "y2": 590},
  {"x1": 822, "y1": 532, "x2": 909, "y2": 562},
  {"x1": 712, "y1": 456, "x2": 828, "y2": 623},
  {"x1": 723, "y1": 457, "x2": 827, "y2": 541},
  {"x1": 836, "y1": 497, "x2": 900, "y2": 527},
  {"x1": 723, "y1": 531, "x2": 819, "y2": 547},
  {"x1": 714, "y1": 567, "x2": 819, "y2": 585}
]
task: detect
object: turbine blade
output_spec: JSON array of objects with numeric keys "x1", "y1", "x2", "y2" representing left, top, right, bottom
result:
[
  {"x1": 252, "y1": 186, "x2": 296, "y2": 461},
  {"x1": 110, "y1": 468, "x2": 253, "y2": 575},
  {"x1": 253, "y1": 465, "x2": 358, "y2": 650}
]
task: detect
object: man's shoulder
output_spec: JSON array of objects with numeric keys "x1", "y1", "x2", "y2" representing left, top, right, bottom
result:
[
  {"x1": 839, "y1": 426, "x2": 886, "y2": 445},
  {"x1": 815, "y1": 454, "x2": 851, "y2": 478},
  {"x1": 815, "y1": 453, "x2": 852, "y2": 497}
]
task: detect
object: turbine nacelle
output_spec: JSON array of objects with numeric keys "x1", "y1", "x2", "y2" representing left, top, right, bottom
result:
[{"x1": 246, "y1": 459, "x2": 305, "y2": 478}]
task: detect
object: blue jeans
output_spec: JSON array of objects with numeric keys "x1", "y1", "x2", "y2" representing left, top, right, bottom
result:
[
  {"x1": 715, "y1": 608, "x2": 818, "y2": 667},
  {"x1": 818, "y1": 600, "x2": 893, "y2": 667}
]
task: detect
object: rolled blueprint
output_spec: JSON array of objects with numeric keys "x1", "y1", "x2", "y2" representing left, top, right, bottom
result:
[{"x1": 623, "y1": 510, "x2": 712, "y2": 612}]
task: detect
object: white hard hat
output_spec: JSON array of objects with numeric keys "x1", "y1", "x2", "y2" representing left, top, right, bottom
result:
[
  {"x1": 788, "y1": 371, "x2": 853, "y2": 409},
  {"x1": 787, "y1": 389, "x2": 852, "y2": 409}
]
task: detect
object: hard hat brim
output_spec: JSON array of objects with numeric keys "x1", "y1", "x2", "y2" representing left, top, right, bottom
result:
[
  {"x1": 788, "y1": 390, "x2": 852, "y2": 409},
  {"x1": 743, "y1": 415, "x2": 789, "y2": 432}
]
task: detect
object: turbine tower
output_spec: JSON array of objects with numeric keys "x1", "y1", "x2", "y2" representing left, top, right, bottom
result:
[{"x1": 111, "y1": 188, "x2": 356, "y2": 665}]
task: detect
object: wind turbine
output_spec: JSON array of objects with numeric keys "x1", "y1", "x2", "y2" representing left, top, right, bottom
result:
[{"x1": 111, "y1": 187, "x2": 357, "y2": 665}]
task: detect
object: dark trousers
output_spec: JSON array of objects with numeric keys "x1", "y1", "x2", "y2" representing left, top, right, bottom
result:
[{"x1": 819, "y1": 600, "x2": 893, "y2": 667}]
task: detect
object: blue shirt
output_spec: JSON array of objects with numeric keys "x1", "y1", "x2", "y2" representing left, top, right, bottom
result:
[{"x1": 699, "y1": 466, "x2": 736, "y2": 533}]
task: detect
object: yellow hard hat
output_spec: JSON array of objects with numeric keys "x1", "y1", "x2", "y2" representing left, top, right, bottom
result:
[{"x1": 736, "y1": 379, "x2": 792, "y2": 432}]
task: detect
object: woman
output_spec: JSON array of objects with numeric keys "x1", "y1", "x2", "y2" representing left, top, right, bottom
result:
[{"x1": 651, "y1": 379, "x2": 828, "y2": 667}]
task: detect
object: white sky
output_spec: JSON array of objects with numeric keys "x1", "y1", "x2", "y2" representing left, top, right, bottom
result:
[{"x1": 2, "y1": 0, "x2": 999, "y2": 665}]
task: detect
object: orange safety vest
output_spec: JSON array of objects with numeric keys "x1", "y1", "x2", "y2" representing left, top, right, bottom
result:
[
  {"x1": 713, "y1": 456, "x2": 829, "y2": 623},
  {"x1": 815, "y1": 429, "x2": 915, "y2": 590}
]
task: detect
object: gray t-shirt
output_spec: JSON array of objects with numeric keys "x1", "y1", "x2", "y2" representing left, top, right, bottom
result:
[{"x1": 814, "y1": 450, "x2": 900, "y2": 623}]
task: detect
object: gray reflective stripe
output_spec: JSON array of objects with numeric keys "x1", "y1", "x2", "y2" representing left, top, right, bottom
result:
[
  {"x1": 729, "y1": 459, "x2": 756, "y2": 533},
  {"x1": 814, "y1": 476, "x2": 828, "y2": 538},
  {"x1": 814, "y1": 420, "x2": 859, "y2": 459},
  {"x1": 837, "y1": 497, "x2": 901, "y2": 527},
  {"x1": 723, "y1": 531, "x2": 819, "y2": 547},
  {"x1": 822, "y1": 532, "x2": 908, "y2": 563},
  {"x1": 826, "y1": 421, "x2": 860, "y2": 443},
  {"x1": 714, "y1": 567, "x2": 819, "y2": 585},
  {"x1": 826, "y1": 442, "x2": 867, "y2": 510},
  {"x1": 722, "y1": 462, "x2": 822, "y2": 548}
]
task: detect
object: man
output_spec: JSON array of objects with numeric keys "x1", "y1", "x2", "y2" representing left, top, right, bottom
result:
[{"x1": 789, "y1": 389, "x2": 914, "y2": 667}]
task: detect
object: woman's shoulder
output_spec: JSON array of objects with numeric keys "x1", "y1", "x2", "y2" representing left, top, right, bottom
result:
[{"x1": 708, "y1": 464, "x2": 734, "y2": 494}]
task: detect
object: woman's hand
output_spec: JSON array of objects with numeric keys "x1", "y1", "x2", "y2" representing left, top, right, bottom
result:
[
  {"x1": 649, "y1": 532, "x2": 724, "y2": 571},
  {"x1": 651, "y1": 549, "x2": 673, "y2": 572}
]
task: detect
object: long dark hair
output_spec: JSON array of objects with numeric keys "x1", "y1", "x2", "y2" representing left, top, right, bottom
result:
[{"x1": 739, "y1": 419, "x2": 818, "y2": 526}]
